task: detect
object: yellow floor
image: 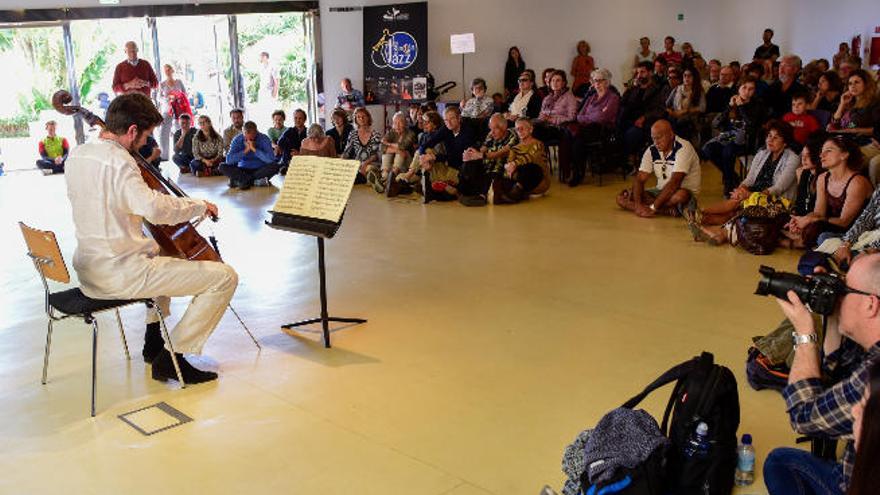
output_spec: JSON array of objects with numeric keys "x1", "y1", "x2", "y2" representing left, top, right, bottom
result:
[{"x1": 0, "y1": 163, "x2": 801, "y2": 494}]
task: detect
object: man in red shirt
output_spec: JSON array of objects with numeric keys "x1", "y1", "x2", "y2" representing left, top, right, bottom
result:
[{"x1": 112, "y1": 41, "x2": 158, "y2": 97}]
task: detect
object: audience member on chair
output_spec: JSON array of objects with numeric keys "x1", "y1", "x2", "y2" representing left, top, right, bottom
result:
[
  {"x1": 703, "y1": 76, "x2": 767, "y2": 197},
  {"x1": 616, "y1": 119, "x2": 700, "y2": 218},
  {"x1": 620, "y1": 61, "x2": 666, "y2": 167},
  {"x1": 570, "y1": 68, "x2": 620, "y2": 186},
  {"x1": 220, "y1": 121, "x2": 278, "y2": 190},
  {"x1": 504, "y1": 71, "x2": 542, "y2": 121},
  {"x1": 191, "y1": 115, "x2": 225, "y2": 177},
  {"x1": 36, "y1": 120, "x2": 69, "y2": 175}
]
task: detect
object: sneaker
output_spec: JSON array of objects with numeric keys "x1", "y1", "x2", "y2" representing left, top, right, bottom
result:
[
  {"x1": 255, "y1": 177, "x2": 270, "y2": 187},
  {"x1": 228, "y1": 179, "x2": 239, "y2": 188},
  {"x1": 239, "y1": 180, "x2": 253, "y2": 190},
  {"x1": 151, "y1": 349, "x2": 218, "y2": 384},
  {"x1": 366, "y1": 169, "x2": 385, "y2": 193},
  {"x1": 41, "y1": 168, "x2": 54, "y2": 176},
  {"x1": 459, "y1": 194, "x2": 487, "y2": 207}
]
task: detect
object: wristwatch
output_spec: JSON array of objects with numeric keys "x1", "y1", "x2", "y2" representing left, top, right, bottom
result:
[{"x1": 792, "y1": 332, "x2": 818, "y2": 349}]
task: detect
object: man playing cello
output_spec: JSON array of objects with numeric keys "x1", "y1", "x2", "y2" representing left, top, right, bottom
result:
[{"x1": 65, "y1": 92, "x2": 237, "y2": 384}]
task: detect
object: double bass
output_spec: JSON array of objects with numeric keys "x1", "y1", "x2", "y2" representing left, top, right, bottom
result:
[{"x1": 52, "y1": 90, "x2": 222, "y2": 262}]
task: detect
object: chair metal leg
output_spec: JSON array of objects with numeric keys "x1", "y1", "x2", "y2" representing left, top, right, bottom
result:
[
  {"x1": 153, "y1": 305, "x2": 186, "y2": 388},
  {"x1": 114, "y1": 308, "x2": 131, "y2": 360},
  {"x1": 228, "y1": 304, "x2": 260, "y2": 349},
  {"x1": 41, "y1": 318, "x2": 54, "y2": 385},
  {"x1": 90, "y1": 317, "x2": 98, "y2": 417}
]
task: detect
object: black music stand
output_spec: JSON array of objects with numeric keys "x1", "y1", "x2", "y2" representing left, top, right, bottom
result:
[{"x1": 265, "y1": 211, "x2": 366, "y2": 348}]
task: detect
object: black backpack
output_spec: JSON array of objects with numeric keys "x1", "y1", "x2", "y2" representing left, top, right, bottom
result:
[{"x1": 622, "y1": 352, "x2": 740, "y2": 495}]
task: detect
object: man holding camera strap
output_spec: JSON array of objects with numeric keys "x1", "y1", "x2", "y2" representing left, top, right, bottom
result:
[{"x1": 763, "y1": 253, "x2": 880, "y2": 494}]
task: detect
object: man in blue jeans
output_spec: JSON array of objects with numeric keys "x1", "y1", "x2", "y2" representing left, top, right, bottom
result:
[
  {"x1": 220, "y1": 120, "x2": 278, "y2": 190},
  {"x1": 765, "y1": 253, "x2": 880, "y2": 494}
]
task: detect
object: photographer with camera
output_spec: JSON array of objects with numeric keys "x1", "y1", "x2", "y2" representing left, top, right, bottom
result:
[{"x1": 758, "y1": 255, "x2": 880, "y2": 495}]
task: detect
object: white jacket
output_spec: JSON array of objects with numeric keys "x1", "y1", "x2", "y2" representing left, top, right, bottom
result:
[{"x1": 66, "y1": 138, "x2": 207, "y2": 298}]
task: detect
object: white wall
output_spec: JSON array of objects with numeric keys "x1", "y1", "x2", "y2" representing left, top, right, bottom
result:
[{"x1": 319, "y1": 0, "x2": 880, "y2": 125}]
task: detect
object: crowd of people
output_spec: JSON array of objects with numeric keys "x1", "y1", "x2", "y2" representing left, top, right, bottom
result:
[{"x1": 35, "y1": 34, "x2": 880, "y2": 494}]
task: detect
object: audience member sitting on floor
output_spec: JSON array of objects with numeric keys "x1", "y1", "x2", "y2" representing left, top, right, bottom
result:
[
  {"x1": 616, "y1": 119, "x2": 701, "y2": 217},
  {"x1": 703, "y1": 76, "x2": 767, "y2": 197},
  {"x1": 376, "y1": 112, "x2": 416, "y2": 194},
  {"x1": 810, "y1": 70, "x2": 844, "y2": 113},
  {"x1": 767, "y1": 55, "x2": 807, "y2": 118},
  {"x1": 504, "y1": 71, "x2": 542, "y2": 121},
  {"x1": 171, "y1": 114, "x2": 197, "y2": 174},
  {"x1": 535, "y1": 69, "x2": 578, "y2": 178},
  {"x1": 780, "y1": 135, "x2": 825, "y2": 248},
  {"x1": 138, "y1": 134, "x2": 161, "y2": 168},
  {"x1": 633, "y1": 36, "x2": 655, "y2": 67},
  {"x1": 326, "y1": 108, "x2": 354, "y2": 157},
  {"x1": 694, "y1": 120, "x2": 799, "y2": 236},
  {"x1": 299, "y1": 124, "x2": 337, "y2": 158},
  {"x1": 763, "y1": 253, "x2": 880, "y2": 495},
  {"x1": 848, "y1": 360, "x2": 880, "y2": 495},
  {"x1": 423, "y1": 106, "x2": 476, "y2": 202},
  {"x1": 570, "y1": 68, "x2": 621, "y2": 186},
  {"x1": 220, "y1": 121, "x2": 278, "y2": 190},
  {"x1": 388, "y1": 110, "x2": 446, "y2": 197},
  {"x1": 343, "y1": 107, "x2": 382, "y2": 185},
  {"x1": 788, "y1": 135, "x2": 872, "y2": 248},
  {"x1": 492, "y1": 118, "x2": 550, "y2": 205},
  {"x1": 36, "y1": 120, "x2": 69, "y2": 175},
  {"x1": 782, "y1": 92, "x2": 821, "y2": 150},
  {"x1": 276, "y1": 108, "x2": 308, "y2": 174},
  {"x1": 620, "y1": 61, "x2": 667, "y2": 167},
  {"x1": 222, "y1": 108, "x2": 244, "y2": 153},
  {"x1": 665, "y1": 67, "x2": 705, "y2": 140},
  {"x1": 190, "y1": 115, "x2": 225, "y2": 177},
  {"x1": 407, "y1": 103, "x2": 423, "y2": 134},
  {"x1": 267, "y1": 110, "x2": 287, "y2": 148},
  {"x1": 570, "y1": 40, "x2": 595, "y2": 97},
  {"x1": 829, "y1": 187, "x2": 880, "y2": 270},
  {"x1": 459, "y1": 113, "x2": 518, "y2": 207}
]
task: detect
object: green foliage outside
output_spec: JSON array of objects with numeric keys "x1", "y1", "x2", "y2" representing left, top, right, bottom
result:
[{"x1": 237, "y1": 13, "x2": 307, "y2": 105}]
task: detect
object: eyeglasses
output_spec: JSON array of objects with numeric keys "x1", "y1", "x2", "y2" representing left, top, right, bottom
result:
[
  {"x1": 592, "y1": 78, "x2": 607, "y2": 83},
  {"x1": 518, "y1": 78, "x2": 531, "y2": 83}
]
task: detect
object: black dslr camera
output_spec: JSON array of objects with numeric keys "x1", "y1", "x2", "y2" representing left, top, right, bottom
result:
[{"x1": 755, "y1": 265, "x2": 847, "y2": 315}]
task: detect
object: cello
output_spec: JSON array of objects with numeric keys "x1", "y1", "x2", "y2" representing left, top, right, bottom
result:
[{"x1": 52, "y1": 90, "x2": 222, "y2": 262}]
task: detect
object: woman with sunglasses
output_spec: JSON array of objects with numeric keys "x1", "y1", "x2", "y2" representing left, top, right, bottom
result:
[{"x1": 504, "y1": 72, "x2": 543, "y2": 121}]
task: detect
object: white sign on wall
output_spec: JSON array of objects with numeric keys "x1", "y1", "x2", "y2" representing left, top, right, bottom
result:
[{"x1": 450, "y1": 33, "x2": 475, "y2": 54}]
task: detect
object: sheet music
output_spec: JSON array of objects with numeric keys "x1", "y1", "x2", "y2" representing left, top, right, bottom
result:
[{"x1": 271, "y1": 156, "x2": 360, "y2": 222}]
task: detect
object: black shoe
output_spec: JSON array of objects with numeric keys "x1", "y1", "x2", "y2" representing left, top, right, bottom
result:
[
  {"x1": 142, "y1": 322, "x2": 164, "y2": 364},
  {"x1": 386, "y1": 172, "x2": 400, "y2": 197},
  {"x1": 151, "y1": 349, "x2": 218, "y2": 384},
  {"x1": 459, "y1": 194, "x2": 487, "y2": 207},
  {"x1": 228, "y1": 179, "x2": 240, "y2": 188},
  {"x1": 239, "y1": 180, "x2": 253, "y2": 190}
]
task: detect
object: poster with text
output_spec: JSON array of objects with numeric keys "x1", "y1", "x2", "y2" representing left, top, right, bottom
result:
[{"x1": 363, "y1": 2, "x2": 428, "y2": 104}]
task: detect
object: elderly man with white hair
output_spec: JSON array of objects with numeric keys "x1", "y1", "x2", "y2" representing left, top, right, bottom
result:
[
  {"x1": 111, "y1": 41, "x2": 158, "y2": 97},
  {"x1": 459, "y1": 113, "x2": 518, "y2": 206},
  {"x1": 767, "y1": 54, "x2": 807, "y2": 118}
]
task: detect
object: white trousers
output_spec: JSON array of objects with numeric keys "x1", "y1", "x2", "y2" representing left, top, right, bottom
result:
[{"x1": 133, "y1": 257, "x2": 238, "y2": 354}]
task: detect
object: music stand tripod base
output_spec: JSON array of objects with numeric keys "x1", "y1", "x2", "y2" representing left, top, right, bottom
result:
[{"x1": 279, "y1": 236, "x2": 366, "y2": 348}]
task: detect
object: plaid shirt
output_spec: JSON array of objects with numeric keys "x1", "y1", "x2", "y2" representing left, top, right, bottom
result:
[{"x1": 783, "y1": 339, "x2": 880, "y2": 491}]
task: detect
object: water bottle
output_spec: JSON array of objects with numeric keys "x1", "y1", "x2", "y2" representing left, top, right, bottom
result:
[
  {"x1": 735, "y1": 433, "x2": 756, "y2": 486},
  {"x1": 684, "y1": 421, "x2": 710, "y2": 458}
]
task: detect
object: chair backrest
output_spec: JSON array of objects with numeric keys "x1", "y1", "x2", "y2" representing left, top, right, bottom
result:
[{"x1": 19, "y1": 222, "x2": 70, "y2": 284}]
